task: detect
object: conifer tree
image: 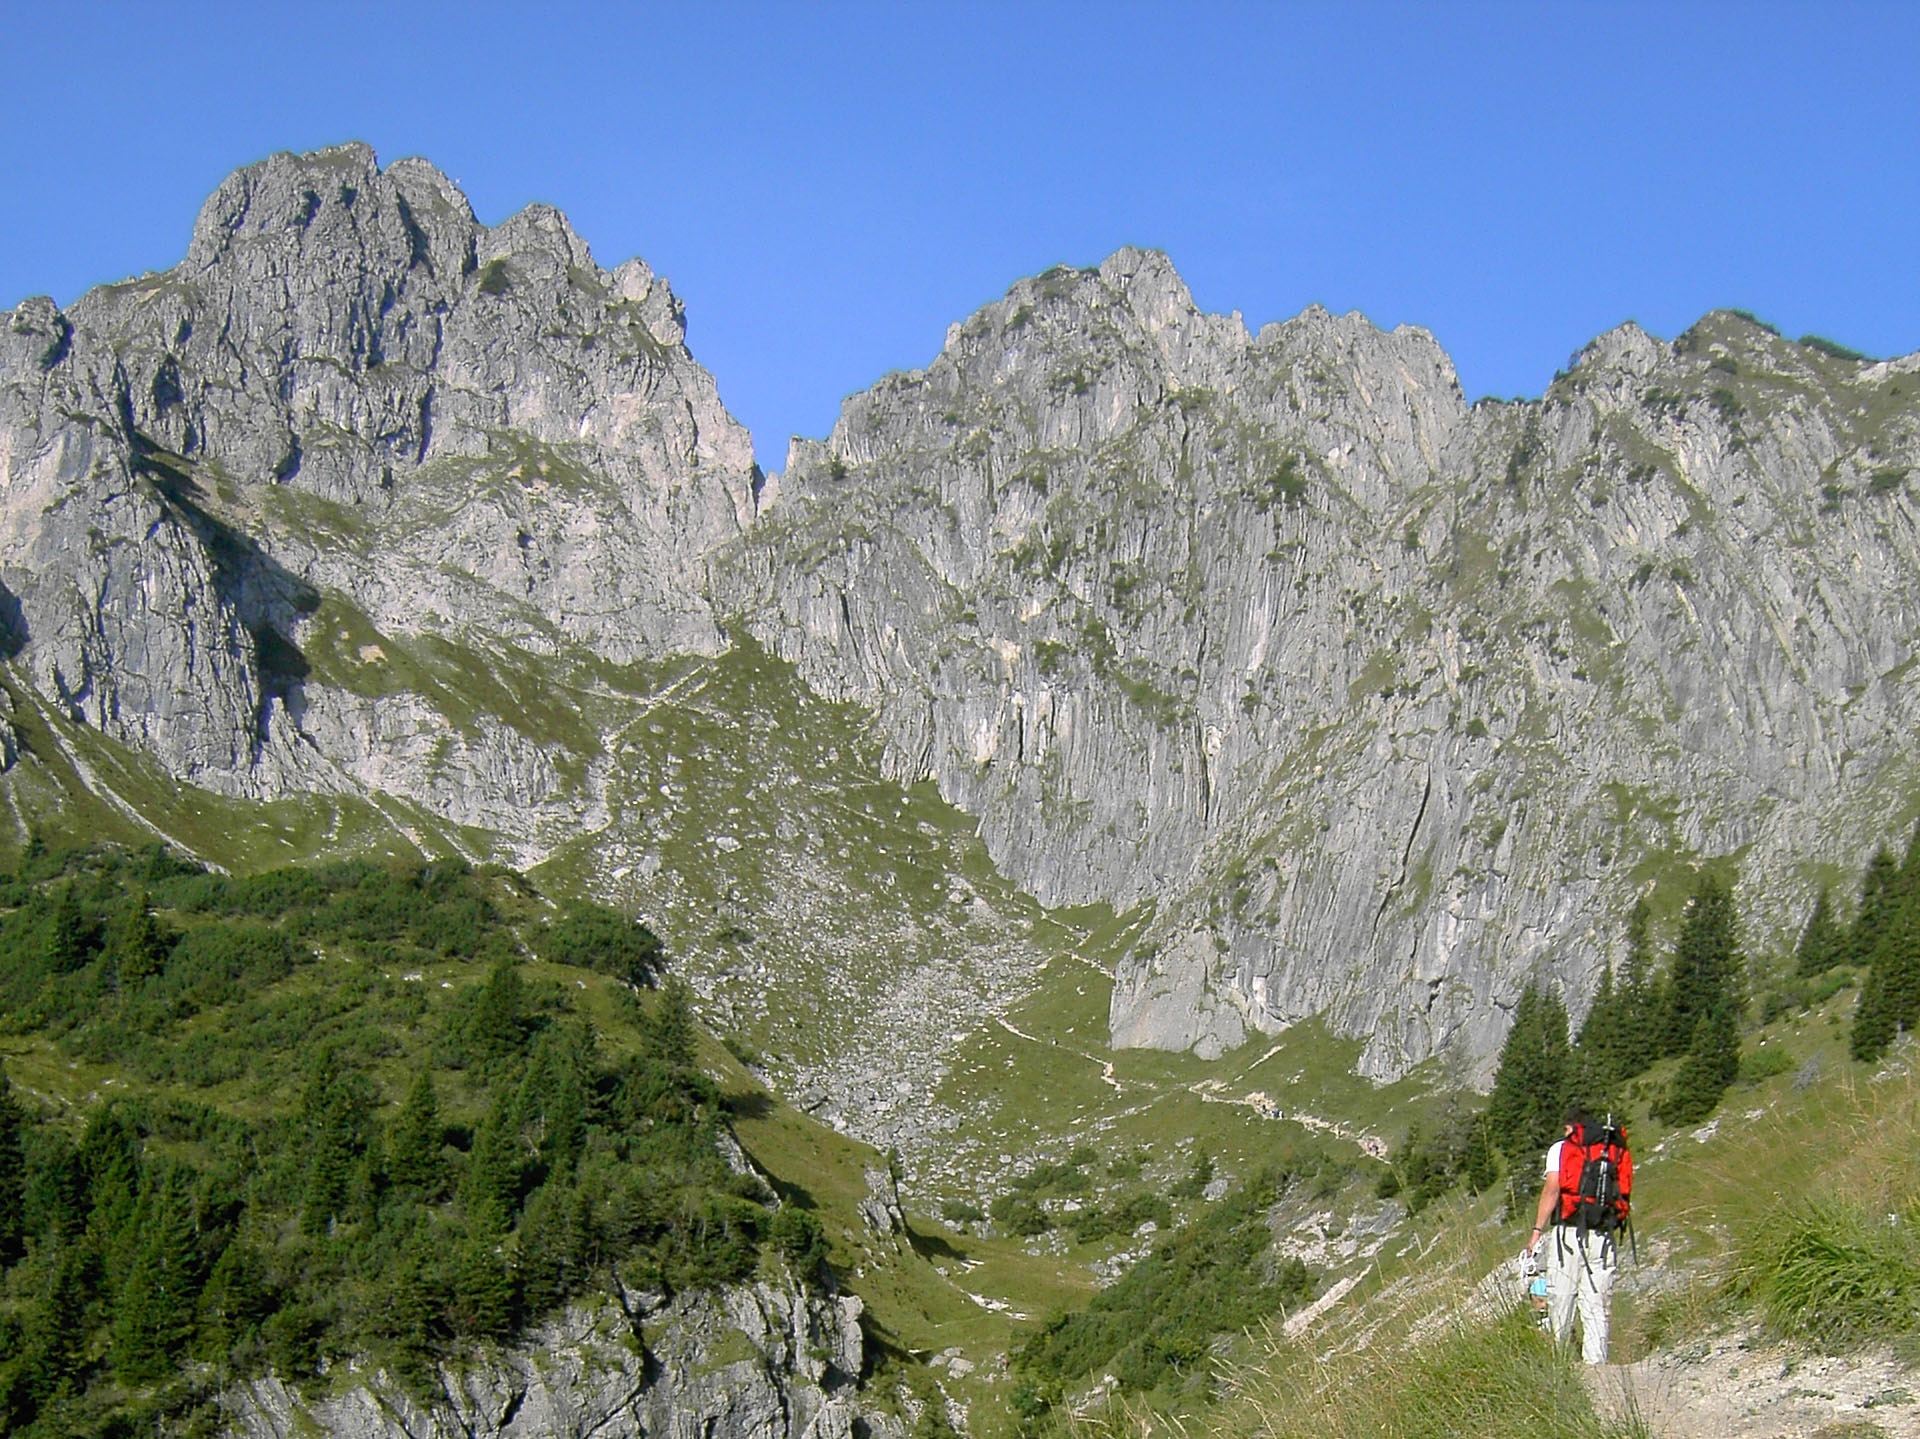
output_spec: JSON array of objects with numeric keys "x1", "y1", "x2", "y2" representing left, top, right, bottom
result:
[
  {"x1": 1615, "y1": 898, "x2": 1662, "y2": 1076},
  {"x1": 1659, "y1": 874, "x2": 1742, "y2": 1058},
  {"x1": 114, "y1": 888, "x2": 168, "y2": 986},
  {"x1": 46, "y1": 882, "x2": 93, "y2": 974},
  {"x1": 462, "y1": 1084, "x2": 522, "y2": 1233},
  {"x1": 299, "y1": 1052, "x2": 368, "y2": 1236},
  {"x1": 1794, "y1": 887, "x2": 1842, "y2": 976},
  {"x1": 0, "y1": 1061, "x2": 25, "y2": 1266},
  {"x1": 388, "y1": 1070, "x2": 446, "y2": 1199},
  {"x1": 518, "y1": 1024, "x2": 591, "y2": 1176},
  {"x1": 197, "y1": 1236, "x2": 273, "y2": 1362},
  {"x1": 446, "y1": 1235, "x2": 514, "y2": 1339},
  {"x1": 8, "y1": 1240, "x2": 88, "y2": 1419},
  {"x1": 79, "y1": 1105, "x2": 144, "y2": 1283},
  {"x1": 1853, "y1": 902, "x2": 1920, "y2": 1061},
  {"x1": 650, "y1": 974, "x2": 698, "y2": 1071},
  {"x1": 1573, "y1": 963, "x2": 1631, "y2": 1100},
  {"x1": 1483, "y1": 981, "x2": 1572, "y2": 1169},
  {"x1": 516, "y1": 1179, "x2": 590, "y2": 1316},
  {"x1": 1850, "y1": 847, "x2": 1901, "y2": 969},
  {"x1": 1460, "y1": 1114, "x2": 1500, "y2": 1195},
  {"x1": 22, "y1": 1126, "x2": 85, "y2": 1243},
  {"x1": 111, "y1": 1165, "x2": 201, "y2": 1382},
  {"x1": 465, "y1": 960, "x2": 531, "y2": 1068},
  {"x1": 1661, "y1": 992, "x2": 1742, "y2": 1125}
]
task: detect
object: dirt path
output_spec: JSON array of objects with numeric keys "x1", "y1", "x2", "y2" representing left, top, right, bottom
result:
[{"x1": 1590, "y1": 1334, "x2": 1920, "y2": 1437}]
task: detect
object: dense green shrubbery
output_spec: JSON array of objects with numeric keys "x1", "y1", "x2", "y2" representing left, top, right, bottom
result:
[
  {"x1": 1013, "y1": 1169, "x2": 1314, "y2": 1408},
  {"x1": 0, "y1": 840, "x2": 793, "y2": 1437}
]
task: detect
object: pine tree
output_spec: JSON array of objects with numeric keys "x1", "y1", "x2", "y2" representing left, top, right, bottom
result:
[
  {"x1": 1483, "y1": 981, "x2": 1572, "y2": 1169},
  {"x1": 1850, "y1": 847, "x2": 1901, "y2": 968},
  {"x1": 1662, "y1": 994, "x2": 1742, "y2": 1125},
  {"x1": 1795, "y1": 887, "x2": 1842, "y2": 976},
  {"x1": 114, "y1": 889, "x2": 168, "y2": 986},
  {"x1": 1853, "y1": 903, "x2": 1920, "y2": 1061},
  {"x1": 46, "y1": 882, "x2": 93, "y2": 974},
  {"x1": 299, "y1": 1051, "x2": 368, "y2": 1236},
  {"x1": 1615, "y1": 898, "x2": 1662, "y2": 1076},
  {"x1": 111, "y1": 1165, "x2": 201, "y2": 1382},
  {"x1": 650, "y1": 975, "x2": 698, "y2": 1070},
  {"x1": 461, "y1": 1084, "x2": 522, "y2": 1233},
  {"x1": 388, "y1": 1071, "x2": 446, "y2": 1200},
  {"x1": 0, "y1": 1062, "x2": 25, "y2": 1266},
  {"x1": 1659, "y1": 874, "x2": 1742, "y2": 1058}
]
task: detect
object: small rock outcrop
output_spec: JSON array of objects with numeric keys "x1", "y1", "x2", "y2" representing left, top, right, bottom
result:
[{"x1": 220, "y1": 1278, "x2": 891, "y2": 1439}]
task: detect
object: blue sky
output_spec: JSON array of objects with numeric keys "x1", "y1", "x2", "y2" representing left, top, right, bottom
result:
[{"x1": 2, "y1": 2, "x2": 1915, "y2": 471}]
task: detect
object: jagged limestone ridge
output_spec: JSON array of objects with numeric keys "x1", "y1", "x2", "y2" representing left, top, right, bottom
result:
[
  {"x1": 716, "y1": 249, "x2": 1920, "y2": 1077},
  {"x1": 0, "y1": 141, "x2": 755, "y2": 830}
]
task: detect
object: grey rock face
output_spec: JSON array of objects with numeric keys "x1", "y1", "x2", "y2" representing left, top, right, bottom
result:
[
  {"x1": 0, "y1": 142, "x2": 755, "y2": 816},
  {"x1": 221, "y1": 1278, "x2": 888, "y2": 1439},
  {"x1": 718, "y1": 248, "x2": 1920, "y2": 1076}
]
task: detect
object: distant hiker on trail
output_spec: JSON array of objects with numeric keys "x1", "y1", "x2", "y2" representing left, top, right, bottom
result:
[{"x1": 1523, "y1": 1106, "x2": 1632, "y2": 1364}]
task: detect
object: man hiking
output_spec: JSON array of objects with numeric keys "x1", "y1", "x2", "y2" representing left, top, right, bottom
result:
[{"x1": 1524, "y1": 1106, "x2": 1630, "y2": 1364}]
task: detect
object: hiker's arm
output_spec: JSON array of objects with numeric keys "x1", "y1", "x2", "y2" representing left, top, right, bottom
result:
[{"x1": 1528, "y1": 1170, "x2": 1557, "y2": 1249}]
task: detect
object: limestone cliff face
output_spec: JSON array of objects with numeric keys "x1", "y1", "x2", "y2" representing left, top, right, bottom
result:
[
  {"x1": 718, "y1": 249, "x2": 1920, "y2": 1076},
  {"x1": 0, "y1": 141, "x2": 754, "y2": 817}
]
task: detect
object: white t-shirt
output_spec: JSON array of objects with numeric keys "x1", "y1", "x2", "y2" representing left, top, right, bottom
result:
[{"x1": 1544, "y1": 1139, "x2": 1564, "y2": 1179}]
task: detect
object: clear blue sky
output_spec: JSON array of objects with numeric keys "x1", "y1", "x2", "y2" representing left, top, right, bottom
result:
[{"x1": 3, "y1": 3, "x2": 1915, "y2": 471}]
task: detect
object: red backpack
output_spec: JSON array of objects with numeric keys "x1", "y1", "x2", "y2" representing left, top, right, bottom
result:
[{"x1": 1557, "y1": 1117, "x2": 1631, "y2": 1234}]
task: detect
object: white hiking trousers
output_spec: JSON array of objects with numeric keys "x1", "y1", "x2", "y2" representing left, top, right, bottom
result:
[{"x1": 1546, "y1": 1226, "x2": 1615, "y2": 1364}]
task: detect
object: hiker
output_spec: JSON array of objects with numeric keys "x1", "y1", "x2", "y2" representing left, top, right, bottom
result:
[{"x1": 1524, "y1": 1105, "x2": 1629, "y2": 1364}]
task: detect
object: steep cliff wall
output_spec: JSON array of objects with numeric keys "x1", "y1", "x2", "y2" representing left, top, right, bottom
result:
[{"x1": 718, "y1": 250, "x2": 1920, "y2": 1076}]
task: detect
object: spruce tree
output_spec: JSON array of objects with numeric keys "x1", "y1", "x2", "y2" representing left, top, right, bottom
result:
[
  {"x1": 517, "y1": 1024, "x2": 591, "y2": 1176},
  {"x1": 1573, "y1": 963, "x2": 1630, "y2": 1099},
  {"x1": 464, "y1": 960, "x2": 530, "y2": 1068},
  {"x1": 650, "y1": 975, "x2": 698, "y2": 1070},
  {"x1": 0, "y1": 1062, "x2": 25, "y2": 1266},
  {"x1": 298, "y1": 1052, "x2": 368, "y2": 1236},
  {"x1": 388, "y1": 1071, "x2": 445, "y2": 1199},
  {"x1": 1850, "y1": 847, "x2": 1901, "y2": 968},
  {"x1": 1853, "y1": 903, "x2": 1920, "y2": 1061},
  {"x1": 197, "y1": 1237, "x2": 272, "y2": 1362},
  {"x1": 1662, "y1": 995, "x2": 1742, "y2": 1125},
  {"x1": 1794, "y1": 888, "x2": 1842, "y2": 977},
  {"x1": 111, "y1": 1165, "x2": 200, "y2": 1382},
  {"x1": 1659, "y1": 874, "x2": 1741, "y2": 1058},
  {"x1": 1615, "y1": 898, "x2": 1661, "y2": 1077},
  {"x1": 446, "y1": 1235, "x2": 514, "y2": 1339},
  {"x1": 1483, "y1": 981, "x2": 1572, "y2": 1169},
  {"x1": 46, "y1": 882, "x2": 93, "y2": 974},
  {"x1": 114, "y1": 889, "x2": 168, "y2": 986},
  {"x1": 461, "y1": 1084, "x2": 522, "y2": 1233},
  {"x1": 1460, "y1": 1114, "x2": 1500, "y2": 1195}
]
